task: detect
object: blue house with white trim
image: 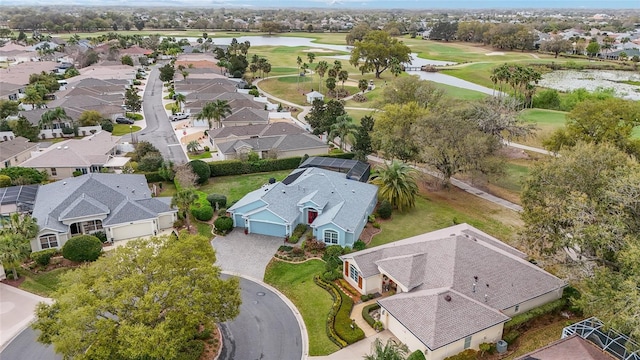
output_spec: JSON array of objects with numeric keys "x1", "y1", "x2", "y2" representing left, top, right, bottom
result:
[{"x1": 227, "y1": 167, "x2": 378, "y2": 247}]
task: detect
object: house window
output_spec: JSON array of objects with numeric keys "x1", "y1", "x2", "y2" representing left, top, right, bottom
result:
[
  {"x1": 51, "y1": 168, "x2": 57, "y2": 176},
  {"x1": 39, "y1": 234, "x2": 58, "y2": 249},
  {"x1": 324, "y1": 230, "x2": 338, "y2": 244},
  {"x1": 464, "y1": 336, "x2": 472, "y2": 349},
  {"x1": 83, "y1": 220, "x2": 103, "y2": 233},
  {"x1": 515, "y1": 304, "x2": 520, "y2": 312},
  {"x1": 349, "y1": 264, "x2": 359, "y2": 283}
]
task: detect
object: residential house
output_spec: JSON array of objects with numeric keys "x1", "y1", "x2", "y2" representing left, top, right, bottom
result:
[
  {"x1": 0, "y1": 81, "x2": 25, "y2": 101},
  {"x1": 216, "y1": 132, "x2": 328, "y2": 160},
  {"x1": 218, "y1": 107, "x2": 269, "y2": 128},
  {"x1": 19, "y1": 130, "x2": 128, "y2": 180},
  {"x1": 227, "y1": 167, "x2": 377, "y2": 246},
  {"x1": 30, "y1": 173, "x2": 177, "y2": 252},
  {"x1": 340, "y1": 224, "x2": 566, "y2": 360},
  {"x1": 208, "y1": 122, "x2": 306, "y2": 148},
  {"x1": 0, "y1": 136, "x2": 39, "y2": 168}
]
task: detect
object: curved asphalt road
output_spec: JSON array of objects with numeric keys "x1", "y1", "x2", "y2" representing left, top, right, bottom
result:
[
  {"x1": 0, "y1": 277, "x2": 301, "y2": 360},
  {"x1": 136, "y1": 64, "x2": 188, "y2": 165}
]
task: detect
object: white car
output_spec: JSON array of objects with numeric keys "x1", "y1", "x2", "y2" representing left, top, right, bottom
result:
[{"x1": 170, "y1": 112, "x2": 189, "y2": 121}]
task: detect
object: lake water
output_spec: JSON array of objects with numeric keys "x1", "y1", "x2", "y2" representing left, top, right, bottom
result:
[{"x1": 538, "y1": 70, "x2": 640, "y2": 101}]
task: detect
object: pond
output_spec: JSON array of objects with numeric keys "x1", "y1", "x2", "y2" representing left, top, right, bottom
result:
[{"x1": 538, "y1": 70, "x2": 640, "y2": 101}]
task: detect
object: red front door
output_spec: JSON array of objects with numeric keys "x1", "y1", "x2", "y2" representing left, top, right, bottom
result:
[{"x1": 308, "y1": 209, "x2": 318, "y2": 224}]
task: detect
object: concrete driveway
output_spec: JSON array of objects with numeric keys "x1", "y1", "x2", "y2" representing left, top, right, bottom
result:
[
  {"x1": 0, "y1": 284, "x2": 51, "y2": 351},
  {"x1": 212, "y1": 231, "x2": 285, "y2": 280}
]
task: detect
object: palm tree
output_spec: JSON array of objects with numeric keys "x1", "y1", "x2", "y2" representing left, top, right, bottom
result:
[
  {"x1": 328, "y1": 115, "x2": 358, "y2": 151},
  {"x1": 1, "y1": 213, "x2": 39, "y2": 239},
  {"x1": 0, "y1": 234, "x2": 31, "y2": 280},
  {"x1": 171, "y1": 188, "x2": 198, "y2": 231},
  {"x1": 186, "y1": 140, "x2": 201, "y2": 154},
  {"x1": 296, "y1": 56, "x2": 303, "y2": 89},
  {"x1": 338, "y1": 70, "x2": 349, "y2": 90},
  {"x1": 307, "y1": 52, "x2": 316, "y2": 89},
  {"x1": 197, "y1": 100, "x2": 232, "y2": 129},
  {"x1": 370, "y1": 160, "x2": 419, "y2": 212},
  {"x1": 363, "y1": 338, "x2": 409, "y2": 360},
  {"x1": 174, "y1": 93, "x2": 186, "y2": 112},
  {"x1": 316, "y1": 60, "x2": 329, "y2": 92},
  {"x1": 39, "y1": 107, "x2": 71, "y2": 130}
]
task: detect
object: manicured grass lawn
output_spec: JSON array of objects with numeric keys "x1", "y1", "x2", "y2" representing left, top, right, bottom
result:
[
  {"x1": 517, "y1": 108, "x2": 567, "y2": 148},
  {"x1": 188, "y1": 151, "x2": 213, "y2": 160},
  {"x1": 258, "y1": 77, "x2": 310, "y2": 106},
  {"x1": 194, "y1": 220, "x2": 213, "y2": 238},
  {"x1": 198, "y1": 170, "x2": 291, "y2": 203},
  {"x1": 370, "y1": 181, "x2": 522, "y2": 248},
  {"x1": 632, "y1": 126, "x2": 640, "y2": 139},
  {"x1": 157, "y1": 182, "x2": 177, "y2": 197},
  {"x1": 345, "y1": 109, "x2": 379, "y2": 123},
  {"x1": 264, "y1": 259, "x2": 340, "y2": 356},
  {"x1": 19, "y1": 267, "x2": 73, "y2": 297},
  {"x1": 432, "y1": 82, "x2": 488, "y2": 100},
  {"x1": 112, "y1": 124, "x2": 141, "y2": 136}
]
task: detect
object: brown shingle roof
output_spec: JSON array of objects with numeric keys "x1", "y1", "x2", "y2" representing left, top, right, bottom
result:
[{"x1": 515, "y1": 335, "x2": 616, "y2": 360}]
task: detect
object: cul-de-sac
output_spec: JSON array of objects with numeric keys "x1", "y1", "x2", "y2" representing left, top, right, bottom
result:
[{"x1": 1, "y1": 4, "x2": 639, "y2": 360}]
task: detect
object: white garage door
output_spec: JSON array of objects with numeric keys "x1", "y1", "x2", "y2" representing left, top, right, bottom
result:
[
  {"x1": 111, "y1": 222, "x2": 153, "y2": 241},
  {"x1": 158, "y1": 214, "x2": 174, "y2": 229}
]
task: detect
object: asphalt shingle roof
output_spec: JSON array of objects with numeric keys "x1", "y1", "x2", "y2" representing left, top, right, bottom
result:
[
  {"x1": 229, "y1": 167, "x2": 378, "y2": 233},
  {"x1": 32, "y1": 173, "x2": 175, "y2": 233}
]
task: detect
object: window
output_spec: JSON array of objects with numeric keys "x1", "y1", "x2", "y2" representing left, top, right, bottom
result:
[
  {"x1": 83, "y1": 220, "x2": 103, "y2": 233},
  {"x1": 349, "y1": 264, "x2": 359, "y2": 283},
  {"x1": 515, "y1": 304, "x2": 520, "y2": 312},
  {"x1": 324, "y1": 230, "x2": 338, "y2": 244},
  {"x1": 464, "y1": 336, "x2": 472, "y2": 349},
  {"x1": 50, "y1": 168, "x2": 57, "y2": 176},
  {"x1": 40, "y1": 234, "x2": 58, "y2": 249}
]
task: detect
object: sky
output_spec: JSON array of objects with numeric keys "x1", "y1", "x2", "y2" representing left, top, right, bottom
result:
[{"x1": 2, "y1": 0, "x2": 639, "y2": 8}]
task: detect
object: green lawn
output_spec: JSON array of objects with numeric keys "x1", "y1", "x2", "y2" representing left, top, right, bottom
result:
[
  {"x1": 264, "y1": 259, "x2": 340, "y2": 356},
  {"x1": 633, "y1": 126, "x2": 640, "y2": 139},
  {"x1": 370, "y1": 184, "x2": 521, "y2": 248},
  {"x1": 345, "y1": 109, "x2": 379, "y2": 123},
  {"x1": 194, "y1": 220, "x2": 213, "y2": 238},
  {"x1": 188, "y1": 151, "x2": 213, "y2": 160},
  {"x1": 112, "y1": 124, "x2": 141, "y2": 136},
  {"x1": 19, "y1": 267, "x2": 73, "y2": 297},
  {"x1": 432, "y1": 82, "x2": 488, "y2": 100},
  {"x1": 517, "y1": 108, "x2": 568, "y2": 148},
  {"x1": 504, "y1": 320, "x2": 568, "y2": 360},
  {"x1": 198, "y1": 170, "x2": 291, "y2": 203},
  {"x1": 157, "y1": 182, "x2": 177, "y2": 197}
]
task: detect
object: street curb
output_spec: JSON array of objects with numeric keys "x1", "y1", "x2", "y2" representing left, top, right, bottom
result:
[{"x1": 221, "y1": 271, "x2": 310, "y2": 360}]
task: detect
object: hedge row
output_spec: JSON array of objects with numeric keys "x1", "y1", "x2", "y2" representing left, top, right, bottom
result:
[
  {"x1": 334, "y1": 290, "x2": 365, "y2": 344},
  {"x1": 190, "y1": 191, "x2": 214, "y2": 221},
  {"x1": 314, "y1": 275, "x2": 348, "y2": 348},
  {"x1": 142, "y1": 171, "x2": 164, "y2": 183},
  {"x1": 407, "y1": 350, "x2": 427, "y2": 360},
  {"x1": 504, "y1": 298, "x2": 567, "y2": 331},
  {"x1": 208, "y1": 153, "x2": 356, "y2": 177},
  {"x1": 362, "y1": 303, "x2": 380, "y2": 328}
]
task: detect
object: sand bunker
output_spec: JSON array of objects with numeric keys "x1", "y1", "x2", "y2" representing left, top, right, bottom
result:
[
  {"x1": 486, "y1": 52, "x2": 505, "y2": 56},
  {"x1": 304, "y1": 48, "x2": 335, "y2": 53}
]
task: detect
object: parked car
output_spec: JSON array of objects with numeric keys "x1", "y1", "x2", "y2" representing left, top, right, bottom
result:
[
  {"x1": 170, "y1": 112, "x2": 190, "y2": 121},
  {"x1": 115, "y1": 117, "x2": 135, "y2": 124}
]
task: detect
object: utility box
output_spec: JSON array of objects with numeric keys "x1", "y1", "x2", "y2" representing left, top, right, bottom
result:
[{"x1": 496, "y1": 340, "x2": 508, "y2": 354}]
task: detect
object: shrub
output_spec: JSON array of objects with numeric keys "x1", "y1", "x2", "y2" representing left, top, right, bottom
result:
[
  {"x1": 533, "y1": 89, "x2": 561, "y2": 110},
  {"x1": 362, "y1": 303, "x2": 380, "y2": 327},
  {"x1": 142, "y1": 171, "x2": 164, "y2": 183},
  {"x1": 292, "y1": 247, "x2": 304, "y2": 256},
  {"x1": 138, "y1": 152, "x2": 164, "y2": 172},
  {"x1": 353, "y1": 240, "x2": 366, "y2": 251},
  {"x1": 372, "y1": 222, "x2": 381, "y2": 229},
  {"x1": 305, "y1": 238, "x2": 326, "y2": 252},
  {"x1": 478, "y1": 342, "x2": 496, "y2": 355},
  {"x1": 278, "y1": 245, "x2": 293, "y2": 252},
  {"x1": 288, "y1": 235, "x2": 300, "y2": 244},
  {"x1": 322, "y1": 269, "x2": 343, "y2": 281},
  {"x1": 323, "y1": 245, "x2": 344, "y2": 262},
  {"x1": 206, "y1": 193, "x2": 227, "y2": 209},
  {"x1": 189, "y1": 160, "x2": 211, "y2": 185},
  {"x1": 192, "y1": 204, "x2": 214, "y2": 221},
  {"x1": 503, "y1": 330, "x2": 520, "y2": 344},
  {"x1": 173, "y1": 218, "x2": 185, "y2": 228},
  {"x1": 444, "y1": 349, "x2": 478, "y2": 360},
  {"x1": 126, "y1": 112, "x2": 143, "y2": 120},
  {"x1": 93, "y1": 231, "x2": 108, "y2": 243},
  {"x1": 377, "y1": 200, "x2": 392, "y2": 219},
  {"x1": 214, "y1": 216, "x2": 233, "y2": 233},
  {"x1": 504, "y1": 298, "x2": 566, "y2": 331},
  {"x1": 62, "y1": 235, "x2": 102, "y2": 262},
  {"x1": 313, "y1": 276, "x2": 348, "y2": 348},
  {"x1": 100, "y1": 120, "x2": 113, "y2": 132},
  {"x1": 368, "y1": 214, "x2": 376, "y2": 223},
  {"x1": 72, "y1": 170, "x2": 82, "y2": 177},
  {"x1": 292, "y1": 223, "x2": 308, "y2": 238},
  {"x1": 0, "y1": 174, "x2": 10, "y2": 187},
  {"x1": 407, "y1": 350, "x2": 427, "y2": 360},
  {"x1": 176, "y1": 340, "x2": 204, "y2": 360},
  {"x1": 30, "y1": 249, "x2": 58, "y2": 267},
  {"x1": 373, "y1": 321, "x2": 384, "y2": 331},
  {"x1": 218, "y1": 208, "x2": 227, "y2": 216},
  {"x1": 338, "y1": 279, "x2": 361, "y2": 298},
  {"x1": 208, "y1": 154, "x2": 355, "y2": 177}
]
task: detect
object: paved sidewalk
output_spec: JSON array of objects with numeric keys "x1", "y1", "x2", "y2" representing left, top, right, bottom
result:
[
  {"x1": 351, "y1": 299, "x2": 380, "y2": 338},
  {"x1": 310, "y1": 330, "x2": 397, "y2": 359},
  {"x1": 0, "y1": 284, "x2": 51, "y2": 350}
]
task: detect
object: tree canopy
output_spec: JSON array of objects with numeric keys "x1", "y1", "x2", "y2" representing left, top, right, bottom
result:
[
  {"x1": 33, "y1": 233, "x2": 241, "y2": 360},
  {"x1": 349, "y1": 30, "x2": 412, "y2": 78},
  {"x1": 305, "y1": 99, "x2": 346, "y2": 136},
  {"x1": 370, "y1": 161, "x2": 419, "y2": 212}
]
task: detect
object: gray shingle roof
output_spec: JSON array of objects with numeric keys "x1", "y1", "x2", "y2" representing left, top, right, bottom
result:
[
  {"x1": 216, "y1": 132, "x2": 326, "y2": 155},
  {"x1": 345, "y1": 225, "x2": 565, "y2": 311},
  {"x1": 229, "y1": 167, "x2": 378, "y2": 233},
  {"x1": 0, "y1": 137, "x2": 38, "y2": 160},
  {"x1": 379, "y1": 288, "x2": 510, "y2": 350},
  {"x1": 32, "y1": 173, "x2": 176, "y2": 233}
]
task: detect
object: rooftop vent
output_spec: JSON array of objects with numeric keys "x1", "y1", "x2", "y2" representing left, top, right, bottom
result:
[
  {"x1": 56, "y1": 146, "x2": 62, "y2": 150},
  {"x1": 268, "y1": 177, "x2": 276, "y2": 184},
  {"x1": 63, "y1": 146, "x2": 69, "y2": 149},
  {"x1": 444, "y1": 295, "x2": 452, "y2": 302},
  {"x1": 62, "y1": 182, "x2": 67, "y2": 185}
]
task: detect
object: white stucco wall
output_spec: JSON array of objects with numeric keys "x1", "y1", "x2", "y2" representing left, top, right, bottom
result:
[
  {"x1": 502, "y1": 288, "x2": 564, "y2": 317},
  {"x1": 109, "y1": 220, "x2": 156, "y2": 241}
]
